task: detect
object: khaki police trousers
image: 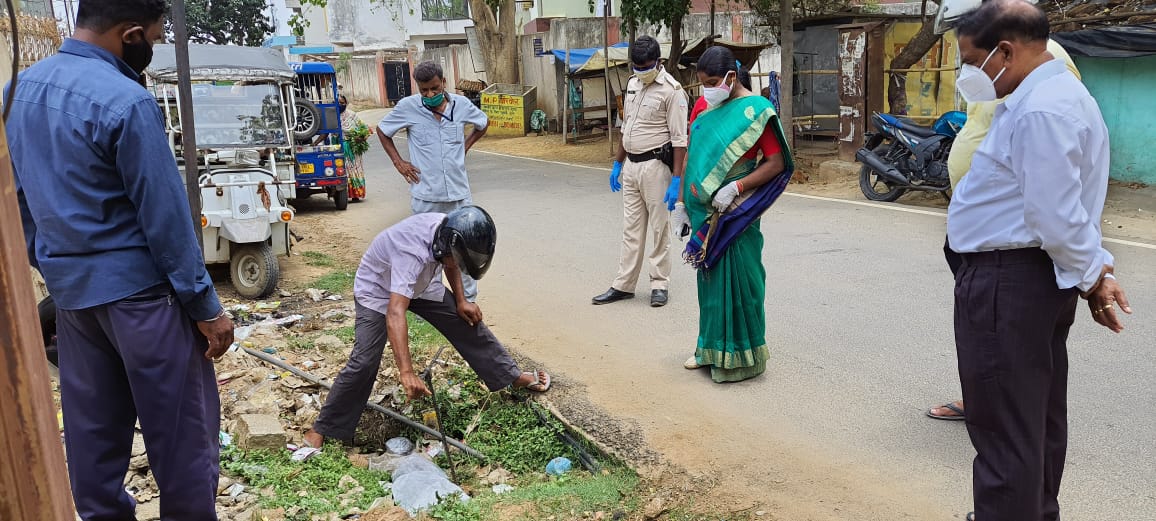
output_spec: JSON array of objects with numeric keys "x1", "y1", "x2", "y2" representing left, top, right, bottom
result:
[{"x1": 612, "y1": 157, "x2": 672, "y2": 292}]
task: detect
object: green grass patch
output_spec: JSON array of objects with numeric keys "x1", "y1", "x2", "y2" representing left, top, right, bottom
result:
[
  {"x1": 302, "y1": 251, "x2": 337, "y2": 268},
  {"x1": 333, "y1": 325, "x2": 356, "y2": 345},
  {"x1": 221, "y1": 443, "x2": 388, "y2": 518},
  {"x1": 310, "y1": 269, "x2": 355, "y2": 294},
  {"x1": 408, "y1": 314, "x2": 445, "y2": 353},
  {"x1": 424, "y1": 469, "x2": 641, "y2": 521}
]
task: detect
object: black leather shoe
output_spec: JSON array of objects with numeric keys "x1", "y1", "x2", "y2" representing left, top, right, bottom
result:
[
  {"x1": 592, "y1": 288, "x2": 634, "y2": 305},
  {"x1": 650, "y1": 289, "x2": 668, "y2": 307}
]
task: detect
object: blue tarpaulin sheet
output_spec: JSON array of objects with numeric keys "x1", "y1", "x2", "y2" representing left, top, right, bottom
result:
[{"x1": 550, "y1": 43, "x2": 630, "y2": 73}]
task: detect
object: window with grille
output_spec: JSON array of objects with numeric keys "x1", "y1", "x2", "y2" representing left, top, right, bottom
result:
[{"x1": 421, "y1": 0, "x2": 470, "y2": 21}]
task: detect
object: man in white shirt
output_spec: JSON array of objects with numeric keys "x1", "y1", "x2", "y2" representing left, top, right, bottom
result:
[{"x1": 948, "y1": 1, "x2": 1131, "y2": 520}]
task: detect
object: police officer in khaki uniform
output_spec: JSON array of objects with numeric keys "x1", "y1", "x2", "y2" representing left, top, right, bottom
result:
[{"x1": 592, "y1": 36, "x2": 689, "y2": 308}]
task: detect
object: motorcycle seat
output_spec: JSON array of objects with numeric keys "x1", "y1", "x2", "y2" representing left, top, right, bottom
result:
[{"x1": 895, "y1": 118, "x2": 937, "y2": 139}]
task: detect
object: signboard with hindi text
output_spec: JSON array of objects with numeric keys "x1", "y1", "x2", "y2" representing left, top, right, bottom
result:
[{"x1": 480, "y1": 84, "x2": 537, "y2": 137}]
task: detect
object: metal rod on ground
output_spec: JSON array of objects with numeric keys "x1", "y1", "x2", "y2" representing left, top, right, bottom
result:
[
  {"x1": 240, "y1": 347, "x2": 486, "y2": 461},
  {"x1": 420, "y1": 345, "x2": 457, "y2": 483},
  {"x1": 171, "y1": 0, "x2": 202, "y2": 243}
]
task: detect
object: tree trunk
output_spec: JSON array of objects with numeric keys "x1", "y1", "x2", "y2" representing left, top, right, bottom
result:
[
  {"x1": 468, "y1": 0, "x2": 519, "y2": 85},
  {"x1": 886, "y1": 19, "x2": 939, "y2": 114},
  {"x1": 667, "y1": 12, "x2": 688, "y2": 84},
  {"x1": 779, "y1": 0, "x2": 794, "y2": 150}
]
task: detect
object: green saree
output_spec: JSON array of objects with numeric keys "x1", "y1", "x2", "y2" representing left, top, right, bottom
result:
[{"x1": 684, "y1": 96, "x2": 787, "y2": 383}]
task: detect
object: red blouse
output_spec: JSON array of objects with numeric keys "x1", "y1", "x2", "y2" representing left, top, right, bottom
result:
[{"x1": 689, "y1": 96, "x2": 783, "y2": 160}]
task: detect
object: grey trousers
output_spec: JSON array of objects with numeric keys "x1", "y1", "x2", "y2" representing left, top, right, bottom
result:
[
  {"x1": 312, "y1": 294, "x2": 522, "y2": 442},
  {"x1": 411, "y1": 197, "x2": 477, "y2": 301}
]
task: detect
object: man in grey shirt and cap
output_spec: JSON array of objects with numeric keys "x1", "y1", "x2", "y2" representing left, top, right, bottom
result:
[{"x1": 304, "y1": 207, "x2": 550, "y2": 449}]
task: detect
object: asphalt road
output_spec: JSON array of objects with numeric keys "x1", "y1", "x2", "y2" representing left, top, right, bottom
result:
[{"x1": 313, "y1": 129, "x2": 1156, "y2": 520}]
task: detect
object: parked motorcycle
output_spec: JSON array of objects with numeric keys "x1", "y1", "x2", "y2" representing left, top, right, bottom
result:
[{"x1": 855, "y1": 111, "x2": 967, "y2": 202}]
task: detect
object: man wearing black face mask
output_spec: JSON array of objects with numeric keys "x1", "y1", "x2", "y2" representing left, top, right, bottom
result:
[{"x1": 5, "y1": 1, "x2": 232, "y2": 520}]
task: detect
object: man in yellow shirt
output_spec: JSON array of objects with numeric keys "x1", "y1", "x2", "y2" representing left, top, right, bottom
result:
[{"x1": 927, "y1": 5, "x2": 1086, "y2": 423}]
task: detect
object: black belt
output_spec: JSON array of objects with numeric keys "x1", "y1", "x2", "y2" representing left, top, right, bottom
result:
[
  {"x1": 626, "y1": 146, "x2": 667, "y2": 164},
  {"x1": 959, "y1": 247, "x2": 1052, "y2": 268}
]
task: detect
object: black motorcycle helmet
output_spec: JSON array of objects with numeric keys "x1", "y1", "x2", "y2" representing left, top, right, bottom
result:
[{"x1": 431, "y1": 206, "x2": 497, "y2": 280}]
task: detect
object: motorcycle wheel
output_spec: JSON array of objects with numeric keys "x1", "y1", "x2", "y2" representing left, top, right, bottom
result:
[{"x1": 859, "y1": 144, "x2": 907, "y2": 203}]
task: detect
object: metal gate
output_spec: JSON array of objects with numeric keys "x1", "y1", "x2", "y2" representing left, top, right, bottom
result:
[{"x1": 385, "y1": 61, "x2": 412, "y2": 104}]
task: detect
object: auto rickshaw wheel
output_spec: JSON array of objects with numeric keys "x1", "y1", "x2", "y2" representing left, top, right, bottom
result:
[
  {"x1": 293, "y1": 98, "x2": 322, "y2": 142},
  {"x1": 334, "y1": 186, "x2": 349, "y2": 211},
  {"x1": 230, "y1": 243, "x2": 280, "y2": 299}
]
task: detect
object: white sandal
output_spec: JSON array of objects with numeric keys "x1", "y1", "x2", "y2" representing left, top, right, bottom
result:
[{"x1": 684, "y1": 356, "x2": 703, "y2": 370}]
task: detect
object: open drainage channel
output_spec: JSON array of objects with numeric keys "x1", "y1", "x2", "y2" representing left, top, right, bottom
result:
[{"x1": 243, "y1": 345, "x2": 604, "y2": 473}]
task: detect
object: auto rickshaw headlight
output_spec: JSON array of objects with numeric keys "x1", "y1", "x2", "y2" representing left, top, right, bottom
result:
[{"x1": 280, "y1": 211, "x2": 293, "y2": 222}]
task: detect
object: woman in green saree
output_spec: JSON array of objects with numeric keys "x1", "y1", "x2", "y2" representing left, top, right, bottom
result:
[{"x1": 672, "y1": 46, "x2": 794, "y2": 383}]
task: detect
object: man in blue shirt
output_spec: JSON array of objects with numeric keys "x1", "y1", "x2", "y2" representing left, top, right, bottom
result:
[
  {"x1": 6, "y1": 1, "x2": 233, "y2": 519},
  {"x1": 378, "y1": 61, "x2": 489, "y2": 301}
]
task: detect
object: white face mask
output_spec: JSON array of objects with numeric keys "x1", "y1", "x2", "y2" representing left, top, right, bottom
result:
[
  {"x1": 702, "y1": 71, "x2": 734, "y2": 107},
  {"x1": 956, "y1": 46, "x2": 1006, "y2": 103}
]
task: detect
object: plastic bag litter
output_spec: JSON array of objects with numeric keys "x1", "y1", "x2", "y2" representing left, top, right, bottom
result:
[
  {"x1": 392, "y1": 471, "x2": 469, "y2": 515},
  {"x1": 388, "y1": 454, "x2": 469, "y2": 515},
  {"x1": 391, "y1": 454, "x2": 443, "y2": 478},
  {"x1": 386, "y1": 437, "x2": 415, "y2": 456},
  {"x1": 546, "y1": 457, "x2": 572, "y2": 476}
]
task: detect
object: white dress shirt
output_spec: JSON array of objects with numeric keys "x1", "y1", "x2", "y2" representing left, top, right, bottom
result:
[{"x1": 948, "y1": 59, "x2": 1113, "y2": 292}]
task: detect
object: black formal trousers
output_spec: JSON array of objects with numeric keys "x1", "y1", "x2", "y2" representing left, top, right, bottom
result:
[{"x1": 954, "y1": 248, "x2": 1079, "y2": 521}]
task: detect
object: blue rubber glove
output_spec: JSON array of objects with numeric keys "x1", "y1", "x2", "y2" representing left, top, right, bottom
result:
[
  {"x1": 609, "y1": 161, "x2": 623, "y2": 192},
  {"x1": 664, "y1": 176, "x2": 681, "y2": 211}
]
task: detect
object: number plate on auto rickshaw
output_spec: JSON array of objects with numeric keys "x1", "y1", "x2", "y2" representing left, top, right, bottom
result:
[{"x1": 299, "y1": 163, "x2": 315, "y2": 174}]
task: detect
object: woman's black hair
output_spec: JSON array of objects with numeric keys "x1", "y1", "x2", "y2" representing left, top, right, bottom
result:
[{"x1": 696, "y1": 46, "x2": 752, "y2": 90}]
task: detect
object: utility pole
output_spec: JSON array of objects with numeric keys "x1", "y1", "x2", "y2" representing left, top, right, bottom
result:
[
  {"x1": 709, "y1": 0, "x2": 715, "y2": 43},
  {"x1": 171, "y1": 0, "x2": 203, "y2": 243},
  {"x1": 0, "y1": 9, "x2": 76, "y2": 513},
  {"x1": 779, "y1": 0, "x2": 793, "y2": 149},
  {"x1": 604, "y1": 0, "x2": 613, "y2": 158}
]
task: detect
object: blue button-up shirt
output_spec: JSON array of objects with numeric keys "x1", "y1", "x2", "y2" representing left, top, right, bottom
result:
[
  {"x1": 6, "y1": 39, "x2": 222, "y2": 320},
  {"x1": 378, "y1": 93, "x2": 488, "y2": 203},
  {"x1": 948, "y1": 59, "x2": 1113, "y2": 292}
]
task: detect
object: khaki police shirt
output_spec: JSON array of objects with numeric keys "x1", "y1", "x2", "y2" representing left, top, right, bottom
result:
[{"x1": 621, "y1": 68, "x2": 689, "y2": 154}]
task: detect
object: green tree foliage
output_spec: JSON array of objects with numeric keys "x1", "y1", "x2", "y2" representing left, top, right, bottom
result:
[{"x1": 169, "y1": 0, "x2": 276, "y2": 47}]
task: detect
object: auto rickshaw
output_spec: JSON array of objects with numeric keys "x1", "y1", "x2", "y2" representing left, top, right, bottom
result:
[{"x1": 146, "y1": 44, "x2": 297, "y2": 298}]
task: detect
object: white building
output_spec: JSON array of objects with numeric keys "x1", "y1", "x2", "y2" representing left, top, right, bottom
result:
[{"x1": 290, "y1": 0, "x2": 610, "y2": 53}]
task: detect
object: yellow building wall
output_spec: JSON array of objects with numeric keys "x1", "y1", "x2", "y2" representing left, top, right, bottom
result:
[{"x1": 884, "y1": 22, "x2": 960, "y2": 122}]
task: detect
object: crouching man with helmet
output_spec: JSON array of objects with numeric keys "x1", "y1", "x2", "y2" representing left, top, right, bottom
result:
[{"x1": 304, "y1": 206, "x2": 550, "y2": 448}]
